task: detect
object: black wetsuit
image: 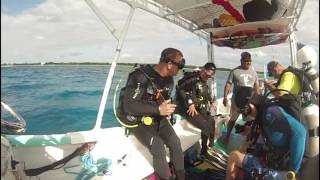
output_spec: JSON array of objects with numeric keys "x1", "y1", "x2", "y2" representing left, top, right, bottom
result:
[
  {"x1": 123, "y1": 65, "x2": 184, "y2": 180},
  {"x1": 176, "y1": 71, "x2": 215, "y2": 155}
]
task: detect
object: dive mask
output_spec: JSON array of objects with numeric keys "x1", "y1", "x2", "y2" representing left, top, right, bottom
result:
[{"x1": 169, "y1": 58, "x2": 185, "y2": 69}]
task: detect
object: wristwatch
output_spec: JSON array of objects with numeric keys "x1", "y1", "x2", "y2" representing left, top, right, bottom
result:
[{"x1": 188, "y1": 99, "x2": 193, "y2": 105}]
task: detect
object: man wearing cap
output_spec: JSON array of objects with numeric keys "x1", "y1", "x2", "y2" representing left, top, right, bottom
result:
[
  {"x1": 265, "y1": 60, "x2": 301, "y2": 97},
  {"x1": 176, "y1": 63, "x2": 217, "y2": 156},
  {"x1": 222, "y1": 52, "x2": 260, "y2": 144},
  {"x1": 122, "y1": 48, "x2": 186, "y2": 180},
  {"x1": 226, "y1": 94, "x2": 306, "y2": 180}
]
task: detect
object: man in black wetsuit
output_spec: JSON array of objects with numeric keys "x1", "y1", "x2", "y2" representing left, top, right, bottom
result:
[
  {"x1": 122, "y1": 48, "x2": 186, "y2": 180},
  {"x1": 176, "y1": 63, "x2": 216, "y2": 156}
]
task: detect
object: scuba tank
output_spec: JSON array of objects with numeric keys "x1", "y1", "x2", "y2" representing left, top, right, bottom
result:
[
  {"x1": 296, "y1": 43, "x2": 319, "y2": 97},
  {"x1": 300, "y1": 154, "x2": 319, "y2": 180},
  {"x1": 296, "y1": 43, "x2": 319, "y2": 158},
  {"x1": 301, "y1": 103, "x2": 319, "y2": 158}
]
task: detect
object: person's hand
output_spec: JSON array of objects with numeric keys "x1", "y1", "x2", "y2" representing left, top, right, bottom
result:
[
  {"x1": 159, "y1": 102, "x2": 176, "y2": 116},
  {"x1": 223, "y1": 96, "x2": 228, "y2": 107},
  {"x1": 187, "y1": 104, "x2": 198, "y2": 117},
  {"x1": 264, "y1": 79, "x2": 277, "y2": 86},
  {"x1": 211, "y1": 101, "x2": 217, "y2": 112},
  {"x1": 264, "y1": 79, "x2": 277, "y2": 91}
]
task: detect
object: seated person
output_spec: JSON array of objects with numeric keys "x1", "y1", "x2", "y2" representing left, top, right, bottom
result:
[
  {"x1": 122, "y1": 48, "x2": 186, "y2": 180},
  {"x1": 175, "y1": 63, "x2": 216, "y2": 156},
  {"x1": 226, "y1": 94, "x2": 306, "y2": 180}
]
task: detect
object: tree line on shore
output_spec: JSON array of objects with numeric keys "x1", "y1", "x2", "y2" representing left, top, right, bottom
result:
[{"x1": 1, "y1": 62, "x2": 263, "y2": 73}]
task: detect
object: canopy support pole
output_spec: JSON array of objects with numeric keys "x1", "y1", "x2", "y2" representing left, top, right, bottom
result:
[
  {"x1": 289, "y1": 29, "x2": 298, "y2": 67},
  {"x1": 85, "y1": 0, "x2": 135, "y2": 130},
  {"x1": 207, "y1": 35, "x2": 217, "y2": 103}
]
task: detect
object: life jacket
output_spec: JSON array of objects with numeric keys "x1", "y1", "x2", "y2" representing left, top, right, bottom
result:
[
  {"x1": 116, "y1": 65, "x2": 166, "y2": 128},
  {"x1": 177, "y1": 71, "x2": 199, "y2": 88},
  {"x1": 277, "y1": 66, "x2": 314, "y2": 95},
  {"x1": 249, "y1": 91, "x2": 301, "y2": 137},
  {"x1": 176, "y1": 71, "x2": 211, "y2": 113},
  {"x1": 247, "y1": 93, "x2": 300, "y2": 170}
]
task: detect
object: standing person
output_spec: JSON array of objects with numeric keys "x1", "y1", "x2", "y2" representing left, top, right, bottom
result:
[
  {"x1": 175, "y1": 63, "x2": 216, "y2": 156},
  {"x1": 122, "y1": 48, "x2": 186, "y2": 180},
  {"x1": 222, "y1": 52, "x2": 260, "y2": 144}
]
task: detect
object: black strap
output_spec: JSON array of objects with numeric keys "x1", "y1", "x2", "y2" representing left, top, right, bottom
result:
[
  {"x1": 24, "y1": 142, "x2": 95, "y2": 176},
  {"x1": 125, "y1": 128, "x2": 130, "y2": 137},
  {"x1": 309, "y1": 127, "x2": 319, "y2": 137},
  {"x1": 138, "y1": 68, "x2": 166, "y2": 103},
  {"x1": 138, "y1": 67, "x2": 171, "y2": 131}
]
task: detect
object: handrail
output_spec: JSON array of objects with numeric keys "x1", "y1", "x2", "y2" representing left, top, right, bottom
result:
[
  {"x1": 1, "y1": 101, "x2": 26, "y2": 134},
  {"x1": 84, "y1": 0, "x2": 135, "y2": 130}
]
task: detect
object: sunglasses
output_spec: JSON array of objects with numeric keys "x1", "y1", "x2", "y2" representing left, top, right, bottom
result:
[{"x1": 169, "y1": 58, "x2": 185, "y2": 69}]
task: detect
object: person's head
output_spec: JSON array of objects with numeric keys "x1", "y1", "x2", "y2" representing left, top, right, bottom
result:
[
  {"x1": 200, "y1": 62, "x2": 216, "y2": 81},
  {"x1": 238, "y1": 93, "x2": 264, "y2": 121},
  {"x1": 267, "y1": 60, "x2": 285, "y2": 78},
  {"x1": 240, "y1": 52, "x2": 252, "y2": 69},
  {"x1": 239, "y1": 103, "x2": 257, "y2": 121},
  {"x1": 158, "y1": 48, "x2": 185, "y2": 76}
]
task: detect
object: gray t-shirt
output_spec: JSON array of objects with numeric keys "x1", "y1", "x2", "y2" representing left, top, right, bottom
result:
[{"x1": 227, "y1": 66, "x2": 258, "y2": 95}]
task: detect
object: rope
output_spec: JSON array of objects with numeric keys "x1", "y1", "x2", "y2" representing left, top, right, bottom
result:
[{"x1": 24, "y1": 142, "x2": 96, "y2": 176}]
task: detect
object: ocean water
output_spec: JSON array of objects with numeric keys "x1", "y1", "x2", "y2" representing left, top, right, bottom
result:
[{"x1": 1, "y1": 65, "x2": 228, "y2": 135}]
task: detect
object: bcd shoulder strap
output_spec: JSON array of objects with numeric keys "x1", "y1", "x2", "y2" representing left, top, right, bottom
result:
[{"x1": 177, "y1": 71, "x2": 199, "y2": 89}]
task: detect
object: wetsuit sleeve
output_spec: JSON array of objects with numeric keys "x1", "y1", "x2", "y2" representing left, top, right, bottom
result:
[
  {"x1": 123, "y1": 71, "x2": 159, "y2": 116},
  {"x1": 277, "y1": 72, "x2": 301, "y2": 95},
  {"x1": 176, "y1": 77, "x2": 199, "y2": 109}
]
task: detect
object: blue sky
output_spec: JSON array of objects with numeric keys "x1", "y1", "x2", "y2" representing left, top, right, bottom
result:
[
  {"x1": 1, "y1": 0, "x2": 45, "y2": 15},
  {"x1": 1, "y1": 0, "x2": 319, "y2": 71}
]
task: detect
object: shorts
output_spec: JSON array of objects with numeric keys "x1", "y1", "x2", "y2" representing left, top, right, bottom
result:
[
  {"x1": 242, "y1": 153, "x2": 265, "y2": 179},
  {"x1": 229, "y1": 96, "x2": 240, "y2": 122}
]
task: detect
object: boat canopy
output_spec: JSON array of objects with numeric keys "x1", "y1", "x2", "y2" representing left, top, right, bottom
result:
[
  {"x1": 120, "y1": 0, "x2": 306, "y2": 49},
  {"x1": 84, "y1": 0, "x2": 306, "y2": 129}
]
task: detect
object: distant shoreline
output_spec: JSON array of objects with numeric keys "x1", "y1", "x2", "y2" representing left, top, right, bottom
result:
[{"x1": 1, "y1": 62, "x2": 263, "y2": 73}]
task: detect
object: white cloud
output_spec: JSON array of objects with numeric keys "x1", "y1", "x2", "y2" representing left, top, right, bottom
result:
[
  {"x1": 1, "y1": 0, "x2": 318, "y2": 70},
  {"x1": 35, "y1": 35, "x2": 45, "y2": 40}
]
